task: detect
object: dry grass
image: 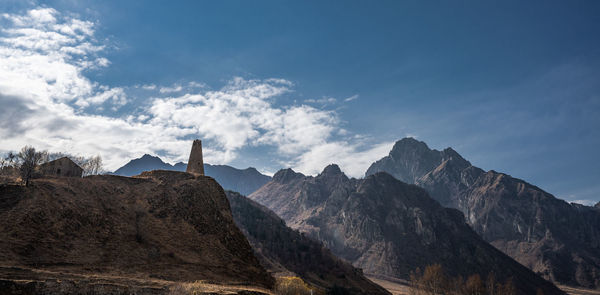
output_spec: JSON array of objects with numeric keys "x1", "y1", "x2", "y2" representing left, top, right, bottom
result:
[
  {"x1": 368, "y1": 276, "x2": 600, "y2": 295},
  {"x1": 559, "y1": 285, "x2": 600, "y2": 295},
  {"x1": 367, "y1": 276, "x2": 413, "y2": 295},
  {"x1": 169, "y1": 280, "x2": 273, "y2": 295},
  {"x1": 274, "y1": 276, "x2": 314, "y2": 295}
]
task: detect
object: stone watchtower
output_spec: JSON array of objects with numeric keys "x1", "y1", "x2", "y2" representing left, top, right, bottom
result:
[{"x1": 186, "y1": 139, "x2": 205, "y2": 175}]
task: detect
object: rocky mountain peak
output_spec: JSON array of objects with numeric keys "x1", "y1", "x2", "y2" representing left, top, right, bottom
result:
[
  {"x1": 320, "y1": 164, "x2": 343, "y2": 176},
  {"x1": 369, "y1": 138, "x2": 600, "y2": 288},
  {"x1": 272, "y1": 168, "x2": 304, "y2": 183},
  {"x1": 139, "y1": 154, "x2": 165, "y2": 163},
  {"x1": 366, "y1": 137, "x2": 444, "y2": 183},
  {"x1": 389, "y1": 137, "x2": 432, "y2": 156}
]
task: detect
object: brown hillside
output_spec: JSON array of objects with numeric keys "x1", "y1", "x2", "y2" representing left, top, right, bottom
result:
[{"x1": 0, "y1": 170, "x2": 274, "y2": 293}]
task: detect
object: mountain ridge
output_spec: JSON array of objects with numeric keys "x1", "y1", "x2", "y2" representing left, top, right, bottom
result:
[{"x1": 250, "y1": 165, "x2": 564, "y2": 295}]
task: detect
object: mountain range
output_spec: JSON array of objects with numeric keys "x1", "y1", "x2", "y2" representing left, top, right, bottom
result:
[
  {"x1": 113, "y1": 154, "x2": 271, "y2": 195},
  {"x1": 249, "y1": 164, "x2": 564, "y2": 295},
  {"x1": 366, "y1": 138, "x2": 600, "y2": 288}
]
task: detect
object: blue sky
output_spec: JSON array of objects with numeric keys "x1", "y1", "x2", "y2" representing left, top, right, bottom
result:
[{"x1": 1, "y1": 1, "x2": 599, "y2": 204}]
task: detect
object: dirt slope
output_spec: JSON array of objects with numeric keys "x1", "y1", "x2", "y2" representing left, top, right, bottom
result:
[{"x1": 0, "y1": 170, "x2": 273, "y2": 293}]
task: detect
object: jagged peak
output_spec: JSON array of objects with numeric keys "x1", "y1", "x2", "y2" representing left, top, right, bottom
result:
[
  {"x1": 365, "y1": 171, "x2": 398, "y2": 182},
  {"x1": 272, "y1": 168, "x2": 304, "y2": 183},
  {"x1": 440, "y1": 147, "x2": 471, "y2": 169},
  {"x1": 391, "y1": 137, "x2": 431, "y2": 153},
  {"x1": 320, "y1": 164, "x2": 343, "y2": 176},
  {"x1": 140, "y1": 154, "x2": 159, "y2": 159},
  {"x1": 244, "y1": 167, "x2": 259, "y2": 173}
]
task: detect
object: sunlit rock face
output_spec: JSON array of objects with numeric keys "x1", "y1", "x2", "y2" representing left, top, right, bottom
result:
[{"x1": 366, "y1": 137, "x2": 600, "y2": 288}]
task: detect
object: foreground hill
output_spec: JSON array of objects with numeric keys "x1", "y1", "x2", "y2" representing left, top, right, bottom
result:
[
  {"x1": 249, "y1": 165, "x2": 564, "y2": 295},
  {"x1": 0, "y1": 171, "x2": 273, "y2": 293},
  {"x1": 113, "y1": 154, "x2": 270, "y2": 195},
  {"x1": 366, "y1": 138, "x2": 600, "y2": 288},
  {"x1": 226, "y1": 190, "x2": 390, "y2": 295}
]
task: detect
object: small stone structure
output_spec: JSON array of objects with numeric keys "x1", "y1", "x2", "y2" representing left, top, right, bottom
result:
[
  {"x1": 38, "y1": 157, "x2": 83, "y2": 178},
  {"x1": 186, "y1": 139, "x2": 205, "y2": 175}
]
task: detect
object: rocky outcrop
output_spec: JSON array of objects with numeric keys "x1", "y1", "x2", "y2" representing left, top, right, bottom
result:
[
  {"x1": 250, "y1": 165, "x2": 564, "y2": 295},
  {"x1": 113, "y1": 155, "x2": 271, "y2": 195},
  {"x1": 366, "y1": 137, "x2": 600, "y2": 288},
  {"x1": 226, "y1": 191, "x2": 390, "y2": 295},
  {"x1": 0, "y1": 171, "x2": 274, "y2": 292}
]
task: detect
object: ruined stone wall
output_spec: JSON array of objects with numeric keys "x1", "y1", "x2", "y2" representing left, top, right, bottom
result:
[{"x1": 38, "y1": 157, "x2": 83, "y2": 177}]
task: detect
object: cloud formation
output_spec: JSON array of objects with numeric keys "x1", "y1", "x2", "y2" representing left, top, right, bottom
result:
[{"x1": 0, "y1": 7, "x2": 389, "y2": 177}]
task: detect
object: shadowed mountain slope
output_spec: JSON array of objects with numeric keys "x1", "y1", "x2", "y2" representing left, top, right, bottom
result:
[
  {"x1": 366, "y1": 138, "x2": 600, "y2": 288},
  {"x1": 249, "y1": 165, "x2": 564, "y2": 295},
  {"x1": 0, "y1": 171, "x2": 274, "y2": 292},
  {"x1": 225, "y1": 190, "x2": 390, "y2": 295},
  {"x1": 113, "y1": 154, "x2": 271, "y2": 195}
]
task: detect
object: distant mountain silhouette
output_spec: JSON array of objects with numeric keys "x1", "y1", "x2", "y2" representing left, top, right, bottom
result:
[
  {"x1": 367, "y1": 138, "x2": 600, "y2": 288},
  {"x1": 226, "y1": 190, "x2": 390, "y2": 295},
  {"x1": 249, "y1": 165, "x2": 564, "y2": 295},
  {"x1": 113, "y1": 154, "x2": 179, "y2": 175},
  {"x1": 113, "y1": 155, "x2": 270, "y2": 195}
]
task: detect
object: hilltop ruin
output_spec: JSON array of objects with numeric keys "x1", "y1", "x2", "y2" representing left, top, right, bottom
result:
[{"x1": 186, "y1": 139, "x2": 204, "y2": 175}]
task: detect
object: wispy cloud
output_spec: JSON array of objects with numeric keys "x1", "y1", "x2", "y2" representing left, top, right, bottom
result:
[
  {"x1": 305, "y1": 97, "x2": 337, "y2": 105},
  {"x1": 571, "y1": 199, "x2": 596, "y2": 206},
  {"x1": 159, "y1": 84, "x2": 183, "y2": 93},
  {"x1": 344, "y1": 94, "x2": 359, "y2": 102}
]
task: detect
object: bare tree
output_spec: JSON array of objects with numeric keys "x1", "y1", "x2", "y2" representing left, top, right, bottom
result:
[
  {"x1": 82, "y1": 155, "x2": 103, "y2": 176},
  {"x1": 496, "y1": 279, "x2": 516, "y2": 295},
  {"x1": 17, "y1": 146, "x2": 47, "y2": 186},
  {"x1": 486, "y1": 273, "x2": 496, "y2": 295},
  {"x1": 422, "y1": 264, "x2": 447, "y2": 295},
  {"x1": 465, "y1": 274, "x2": 486, "y2": 295},
  {"x1": 48, "y1": 153, "x2": 103, "y2": 176}
]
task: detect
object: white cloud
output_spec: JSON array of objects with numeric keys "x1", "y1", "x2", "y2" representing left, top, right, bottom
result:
[
  {"x1": 148, "y1": 78, "x2": 338, "y2": 161},
  {"x1": 75, "y1": 87, "x2": 127, "y2": 108},
  {"x1": 0, "y1": 6, "x2": 391, "y2": 177},
  {"x1": 305, "y1": 97, "x2": 337, "y2": 104},
  {"x1": 159, "y1": 84, "x2": 183, "y2": 93},
  {"x1": 0, "y1": 6, "x2": 115, "y2": 107},
  {"x1": 344, "y1": 94, "x2": 359, "y2": 102},
  {"x1": 571, "y1": 199, "x2": 596, "y2": 206},
  {"x1": 188, "y1": 81, "x2": 206, "y2": 88},
  {"x1": 291, "y1": 141, "x2": 394, "y2": 178}
]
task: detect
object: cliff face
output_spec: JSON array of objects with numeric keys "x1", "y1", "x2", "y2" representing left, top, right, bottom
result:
[
  {"x1": 0, "y1": 171, "x2": 274, "y2": 291},
  {"x1": 366, "y1": 137, "x2": 600, "y2": 288},
  {"x1": 249, "y1": 166, "x2": 564, "y2": 295},
  {"x1": 226, "y1": 191, "x2": 391, "y2": 295}
]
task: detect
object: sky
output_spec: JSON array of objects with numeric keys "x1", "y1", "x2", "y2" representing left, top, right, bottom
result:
[{"x1": 0, "y1": 1, "x2": 599, "y2": 205}]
